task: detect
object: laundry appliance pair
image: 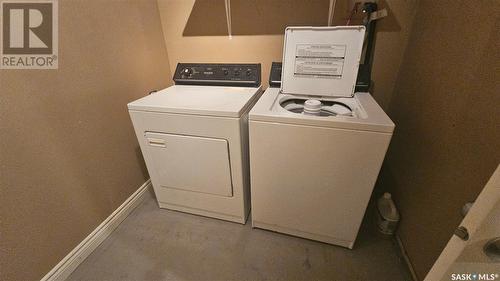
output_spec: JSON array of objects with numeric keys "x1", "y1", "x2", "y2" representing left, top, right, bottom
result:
[{"x1": 128, "y1": 26, "x2": 394, "y2": 248}]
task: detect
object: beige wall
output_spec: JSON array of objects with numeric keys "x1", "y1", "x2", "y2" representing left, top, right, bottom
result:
[
  {"x1": 369, "y1": 0, "x2": 418, "y2": 109},
  {"x1": 157, "y1": 0, "x2": 283, "y2": 87},
  {"x1": 0, "y1": 1, "x2": 171, "y2": 280},
  {"x1": 379, "y1": 1, "x2": 500, "y2": 279},
  {"x1": 157, "y1": 0, "x2": 416, "y2": 109}
]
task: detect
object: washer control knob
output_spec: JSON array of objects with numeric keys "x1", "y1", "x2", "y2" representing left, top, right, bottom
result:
[
  {"x1": 223, "y1": 69, "x2": 229, "y2": 76},
  {"x1": 234, "y1": 69, "x2": 240, "y2": 76},
  {"x1": 246, "y1": 69, "x2": 252, "y2": 76}
]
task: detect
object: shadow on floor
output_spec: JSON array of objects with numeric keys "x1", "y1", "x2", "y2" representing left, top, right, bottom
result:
[{"x1": 68, "y1": 189, "x2": 411, "y2": 281}]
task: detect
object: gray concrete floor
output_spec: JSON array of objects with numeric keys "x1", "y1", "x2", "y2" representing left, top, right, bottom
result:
[{"x1": 68, "y1": 190, "x2": 411, "y2": 281}]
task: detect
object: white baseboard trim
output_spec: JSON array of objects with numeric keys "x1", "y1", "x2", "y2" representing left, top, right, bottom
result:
[
  {"x1": 40, "y1": 180, "x2": 152, "y2": 281},
  {"x1": 395, "y1": 234, "x2": 419, "y2": 281}
]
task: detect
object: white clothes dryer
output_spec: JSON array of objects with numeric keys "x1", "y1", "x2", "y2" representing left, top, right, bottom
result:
[{"x1": 129, "y1": 63, "x2": 262, "y2": 224}]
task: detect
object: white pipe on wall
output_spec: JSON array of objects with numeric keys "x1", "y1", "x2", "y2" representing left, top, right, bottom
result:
[{"x1": 225, "y1": 0, "x2": 232, "y2": 39}]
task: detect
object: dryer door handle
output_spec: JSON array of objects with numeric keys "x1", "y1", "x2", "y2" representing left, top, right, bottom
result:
[{"x1": 146, "y1": 137, "x2": 166, "y2": 147}]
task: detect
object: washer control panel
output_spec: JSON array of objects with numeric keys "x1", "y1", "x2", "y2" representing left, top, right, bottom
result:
[
  {"x1": 269, "y1": 62, "x2": 282, "y2": 88},
  {"x1": 173, "y1": 63, "x2": 261, "y2": 87}
]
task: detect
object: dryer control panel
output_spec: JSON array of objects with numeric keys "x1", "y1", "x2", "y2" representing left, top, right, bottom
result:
[{"x1": 173, "y1": 63, "x2": 261, "y2": 87}]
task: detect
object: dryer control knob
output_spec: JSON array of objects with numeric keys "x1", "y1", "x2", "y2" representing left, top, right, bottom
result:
[{"x1": 181, "y1": 68, "x2": 193, "y2": 77}]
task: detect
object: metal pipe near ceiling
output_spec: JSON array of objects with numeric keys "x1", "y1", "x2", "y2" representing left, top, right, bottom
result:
[
  {"x1": 328, "y1": 0, "x2": 337, "y2": 26},
  {"x1": 225, "y1": 0, "x2": 232, "y2": 38}
]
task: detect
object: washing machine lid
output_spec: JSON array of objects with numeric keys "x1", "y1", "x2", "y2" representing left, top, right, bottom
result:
[
  {"x1": 127, "y1": 85, "x2": 261, "y2": 117},
  {"x1": 281, "y1": 26, "x2": 365, "y2": 98}
]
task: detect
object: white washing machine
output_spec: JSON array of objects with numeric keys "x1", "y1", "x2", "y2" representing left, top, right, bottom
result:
[
  {"x1": 128, "y1": 63, "x2": 262, "y2": 224},
  {"x1": 249, "y1": 27, "x2": 395, "y2": 248}
]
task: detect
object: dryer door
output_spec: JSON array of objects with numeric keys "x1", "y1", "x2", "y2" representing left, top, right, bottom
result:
[{"x1": 144, "y1": 132, "x2": 233, "y2": 197}]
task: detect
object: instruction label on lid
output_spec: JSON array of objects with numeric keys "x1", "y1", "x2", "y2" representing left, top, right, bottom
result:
[{"x1": 294, "y1": 44, "x2": 346, "y2": 78}]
